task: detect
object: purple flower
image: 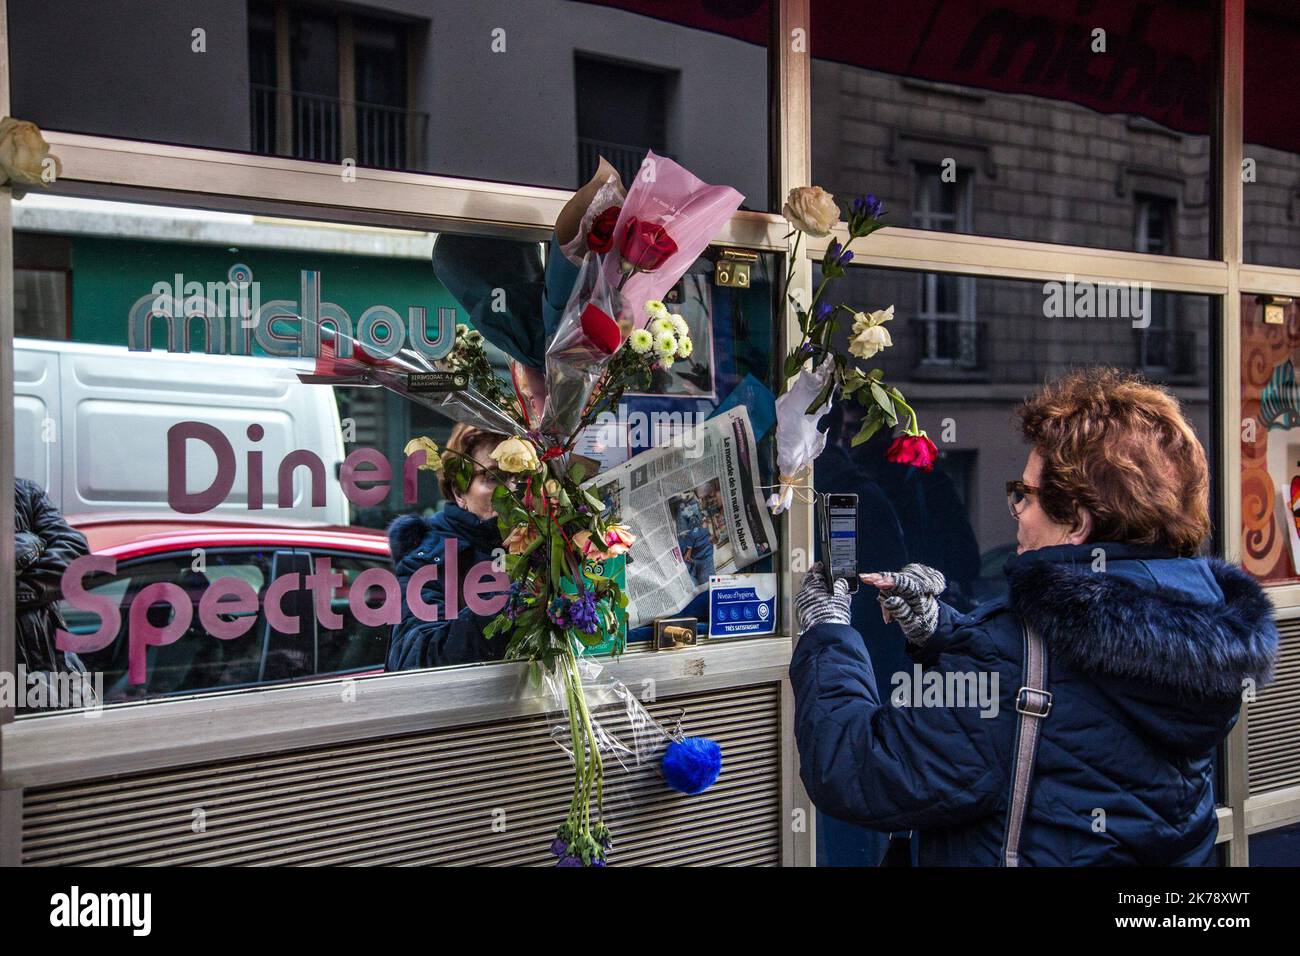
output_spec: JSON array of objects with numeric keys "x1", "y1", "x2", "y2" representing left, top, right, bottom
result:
[
  {"x1": 813, "y1": 301, "x2": 833, "y2": 325},
  {"x1": 550, "y1": 838, "x2": 568, "y2": 856},
  {"x1": 556, "y1": 855, "x2": 584, "y2": 867},
  {"x1": 569, "y1": 590, "x2": 600, "y2": 634},
  {"x1": 825, "y1": 239, "x2": 853, "y2": 268},
  {"x1": 853, "y1": 193, "x2": 884, "y2": 219},
  {"x1": 591, "y1": 857, "x2": 607, "y2": 867},
  {"x1": 547, "y1": 596, "x2": 570, "y2": 627}
]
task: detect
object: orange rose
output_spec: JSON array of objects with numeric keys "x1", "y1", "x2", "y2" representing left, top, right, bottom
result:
[
  {"x1": 503, "y1": 523, "x2": 539, "y2": 555},
  {"x1": 572, "y1": 529, "x2": 609, "y2": 561}
]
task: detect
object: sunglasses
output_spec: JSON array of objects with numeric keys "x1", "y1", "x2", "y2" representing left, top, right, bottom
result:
[{"x1": 1006, "y1": 479, "x2": 1040, "y2": 518}]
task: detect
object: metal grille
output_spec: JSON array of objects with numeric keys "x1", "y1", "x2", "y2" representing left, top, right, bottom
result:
[
  {"x1": 1249, "y1": 617, "x2": 1300, "y2": 795},
  {"x1": 21, "y1": 683, "x2": 781, "y2": 866}
]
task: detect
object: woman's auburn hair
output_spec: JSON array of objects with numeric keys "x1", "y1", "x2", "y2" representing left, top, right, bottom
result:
[
  {"x1": 1016, "y1": 366, "x2": 1210, "y2": 556},
  {"x1": 438, "y1": 423, "x2": 507, "y2": 502}
]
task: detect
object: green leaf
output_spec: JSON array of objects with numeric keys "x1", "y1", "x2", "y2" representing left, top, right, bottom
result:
[
  {"x1": 851, "y1": 411, "x2": 885, "y2": 447},
  {"x1": 549, "y1": 534, "x2": 564, "y2": 590},
  {"x1": 870, "y1": 381, "x2": 897, "y2": 425},
  {"x1": 567, "y1": 460, "x2": 589, "y2": 485}
]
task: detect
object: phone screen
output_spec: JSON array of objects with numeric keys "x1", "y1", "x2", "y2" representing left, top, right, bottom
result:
[{"x1": 825, "y1": 494, "x2": 858, "y2": 592}]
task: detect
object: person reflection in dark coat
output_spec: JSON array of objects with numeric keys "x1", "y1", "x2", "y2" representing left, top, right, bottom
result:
[
  {"x1": 841, "y1": 403, "x2": 982, "y2": 612},
  {"x1": 812, "y1": 407, "x2": 910, "y2": 867}
]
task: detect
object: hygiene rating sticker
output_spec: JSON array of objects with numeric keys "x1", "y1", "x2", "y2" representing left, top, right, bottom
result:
[{"x1": 708, "y1": 573, "x2": 776, "y2": 637}]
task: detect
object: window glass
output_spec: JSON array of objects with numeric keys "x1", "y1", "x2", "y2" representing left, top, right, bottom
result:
[
  {"x1": 7, "y1": 0, "x2": 771, "y2": 208},
  {"x1": 1244, "y1": 1, "x2": 1300, "y2": 267},
  {"x1": 63, "y1": 550, "x2": 275, "y2": 704},
  {"x1": 814, "y1": 264, "x2": 1216, "y2": 610},
  {"x1": 316, "y1": 554, "x2": 394, "y2": 675},
  {"x1": 810, "y1": 0, "x2": 1216, "y2": 256},
  {"x1": 1240, "y1": 293, "x2": 1300, "y2": 584},
  {"x1": 10, "y1": 190, "x2": 778, "y2": 713}
]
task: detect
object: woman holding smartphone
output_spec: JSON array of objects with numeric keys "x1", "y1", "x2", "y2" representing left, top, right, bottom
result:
[{"x1": 791, "y1": 367, "x2": 1278, "y2": 865}]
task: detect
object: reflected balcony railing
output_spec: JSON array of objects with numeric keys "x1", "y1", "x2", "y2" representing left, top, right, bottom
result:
[
  {"x1": 251, "y1": 84, "x2": 428, "y2": 171},
  {"x1": 577, "y1": 137, "x2": 674, "y2": 188}
]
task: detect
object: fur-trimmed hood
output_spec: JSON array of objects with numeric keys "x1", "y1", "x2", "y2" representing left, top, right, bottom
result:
[
  {"x1": 387, "y1": 504, "x2": 500, "y2": 569},
  {"x1": 1005, "y1": 543, "x2": 1277, "y2": 705}
]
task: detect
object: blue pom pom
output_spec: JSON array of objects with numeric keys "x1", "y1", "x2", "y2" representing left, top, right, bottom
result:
[{"x1": 662, "y1": 737, "x2": 722, "y2": 795}]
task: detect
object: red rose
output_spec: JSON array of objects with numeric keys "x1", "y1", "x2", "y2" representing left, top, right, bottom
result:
[
  {"x1": 587, "y1": 205, "x2": 620, "y2": 254},
  {"x1": 620, "y1": 217, "x2": 678, "y2": 272},
  {"x1": 885, "y1": 433, "x2": 938, "y2": 472}
]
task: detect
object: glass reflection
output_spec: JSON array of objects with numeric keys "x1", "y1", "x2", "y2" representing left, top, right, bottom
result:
[
  {"x1": 8, "y1": 0, "x2": 771, "y2": 207},
  {"x1": 810, "y1": 0, "x2": 1215, "y2": 256},
  {"x1": 10, "y1": 191, "x2": 777, "y2": 710}
]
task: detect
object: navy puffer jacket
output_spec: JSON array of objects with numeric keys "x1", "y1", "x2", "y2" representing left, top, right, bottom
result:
[
  {"x1": 791, "y1": 542, "x2": 1278, "y2": 866},
  {"x1": 387, "y1": 505, "x2": 504, "y2": 671}
]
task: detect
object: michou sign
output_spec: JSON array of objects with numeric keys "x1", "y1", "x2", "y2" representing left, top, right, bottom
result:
[{"x1": 126, "y1": 265, "x2": 456, "y2": 360}]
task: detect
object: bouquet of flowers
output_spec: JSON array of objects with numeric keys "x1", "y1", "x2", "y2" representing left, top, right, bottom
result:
[
  {"x1": 769, "y1": 187, "x2": 938, "y2": 513},
  {"x1": 299, "y1": 152, "x2": 741, "y2": 866}
]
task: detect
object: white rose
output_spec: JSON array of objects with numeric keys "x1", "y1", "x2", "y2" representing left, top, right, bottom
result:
[
  {"x1": 848, "y1": 323, "x2": 893, "y2": 360},
  {"x1": 850, "y1": 305, "x2": 893, "y2": 334},
  {"x1": 0, "y1": 118, "x2": 61, "y2": 189},
  {"x1": 782, "y1": 186, "x2": 839, "y2": 237},
  {"x1": 489, "y1": 436, "x2": 541, "y2": 473}
]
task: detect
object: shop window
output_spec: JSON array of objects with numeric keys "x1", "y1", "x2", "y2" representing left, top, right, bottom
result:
[
  {"x1": 811, "y1": 0, "x2": 1215, "y2": 257},
  {"x1": 7, "y1": 0, "x2": 771, "y2": 208},
  {"x1": 9, "y1": 192, "x2": 780, "y2": 713}
]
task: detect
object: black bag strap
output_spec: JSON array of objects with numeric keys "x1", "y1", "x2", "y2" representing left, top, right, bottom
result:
[{"x1": 1001, "y1": 619, "x2": 1051, "y2": 867}]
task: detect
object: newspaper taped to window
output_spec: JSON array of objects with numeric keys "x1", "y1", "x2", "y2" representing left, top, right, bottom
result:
[{"x1": 584, "y1": 406, "x2": 777, "y2": 628}]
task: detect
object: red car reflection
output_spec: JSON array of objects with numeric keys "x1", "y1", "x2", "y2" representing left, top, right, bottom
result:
[{"x1": 61, "y1": 516, "x2": 393, "y2": 704}]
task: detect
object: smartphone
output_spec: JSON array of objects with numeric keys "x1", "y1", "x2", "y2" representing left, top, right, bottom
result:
[{"x1": 819, "y1": 493, "x2": 859, "y2": 593}]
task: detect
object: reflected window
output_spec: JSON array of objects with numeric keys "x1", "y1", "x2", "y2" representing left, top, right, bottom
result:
[
  {"x1": 1135, "y1": 194, "x2": 1177, "y2": 373},
  {"x1": 576, "y1": 54, "x2": 672, "y2": 187},
  {"x1": 914, "y1": 164, "x2": 978, "y2": 368},
  {"x1": 248, "y1": 1, "x2": 416, "y2": 170}
]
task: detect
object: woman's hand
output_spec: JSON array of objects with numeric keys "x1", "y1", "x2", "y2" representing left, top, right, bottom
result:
[
  {"x1": 860, "y1": 563, "x2": 946, "y2": 645},
  {"x1": 795, "y1": 563, "x2": 852, "y2": 634}
]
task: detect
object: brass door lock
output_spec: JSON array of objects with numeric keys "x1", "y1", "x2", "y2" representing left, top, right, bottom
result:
[{"x1": 653, "y1": 616, "x2": 699, "y2": 651}]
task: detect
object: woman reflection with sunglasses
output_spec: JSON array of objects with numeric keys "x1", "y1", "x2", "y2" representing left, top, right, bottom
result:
[
  {"x1": 386, "y1": 424, "x2": 511, "y2": 671},
  {"x1": 791, "y1": 367, "x2": 1278, "y2": 865}
]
